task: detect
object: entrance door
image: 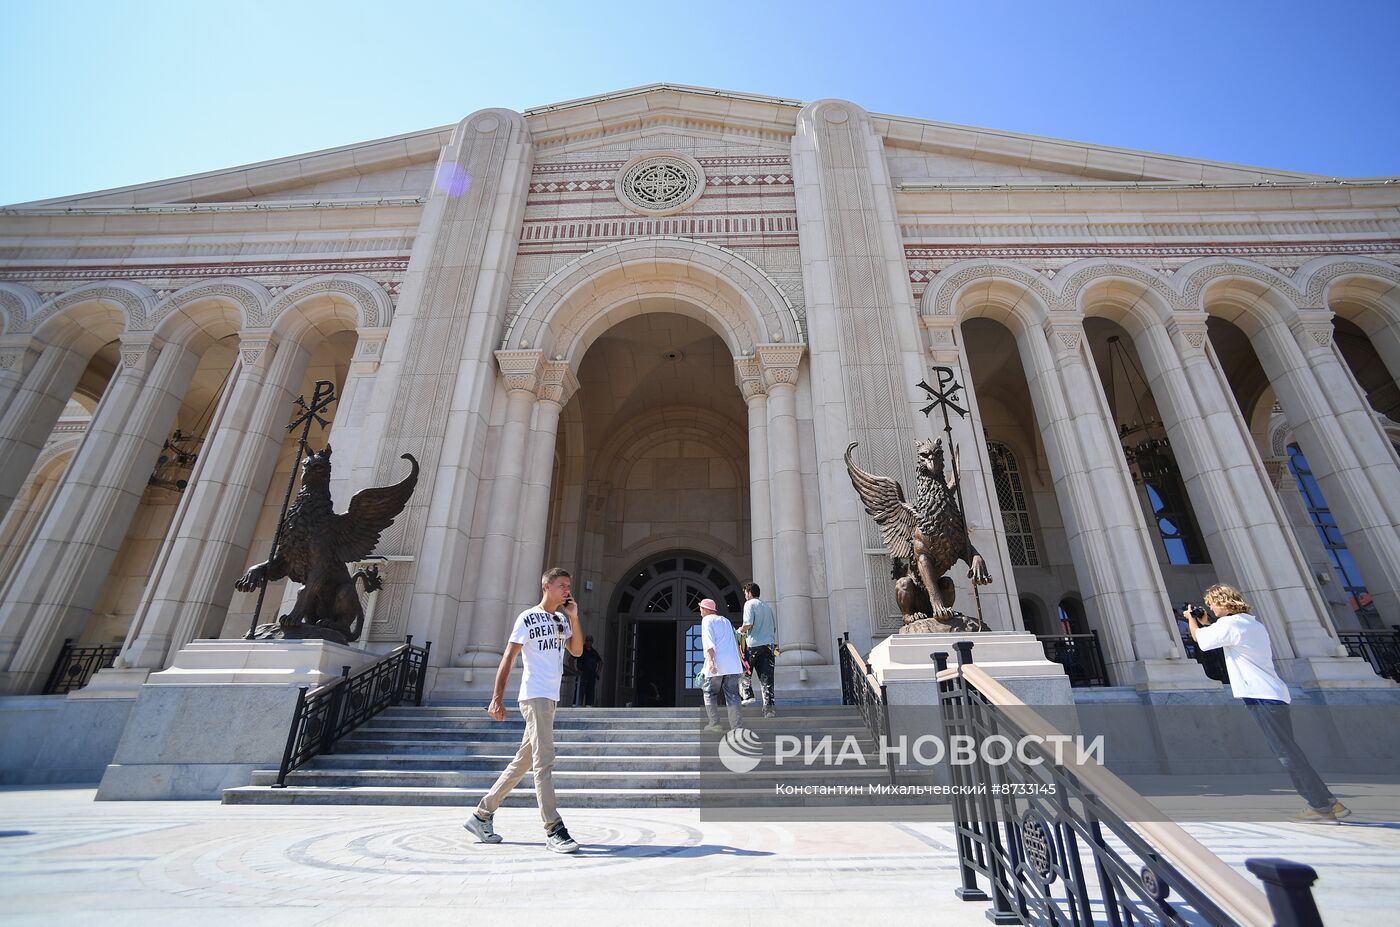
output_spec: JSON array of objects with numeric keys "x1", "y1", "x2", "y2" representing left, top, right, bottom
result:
[{"x1": 614, "y1": 553, "x2": 743, "y2": 707}]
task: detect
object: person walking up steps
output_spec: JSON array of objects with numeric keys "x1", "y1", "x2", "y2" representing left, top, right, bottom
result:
[
  {"x1": 700, "y1": 598, "x2": 744, "y2": 733},
  {"x1": 464, "y1": 567, "x2": 584, "y2": 853},
  {"x1": 739, "y1": 582, "x2": 779, "y2": 718}
]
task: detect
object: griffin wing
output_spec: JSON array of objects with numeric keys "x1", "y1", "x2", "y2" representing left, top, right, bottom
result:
[
  {"x1": 330, "y1": 454, "x2": 420, "y2": 563},
  {"x1": 844, "y1": 442, "x2": 915, "y2": 562}
]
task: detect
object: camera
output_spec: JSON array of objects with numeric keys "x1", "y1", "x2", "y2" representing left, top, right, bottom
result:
[{"x1": 1182, "y1": 602, "x2": 1210, "y2": 623}]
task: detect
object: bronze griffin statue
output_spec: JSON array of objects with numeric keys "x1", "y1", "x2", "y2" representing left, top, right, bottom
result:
[
  {"x1": 845, "y1": 439, "x2": 991, "y2": 634},
  {"x1": 236, "y1": 446, "x2": 419, "y2": 644}
]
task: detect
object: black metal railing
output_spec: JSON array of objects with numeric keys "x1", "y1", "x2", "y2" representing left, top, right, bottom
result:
[
  {"x1": 274, "y1": 635, "x2": 431, "y2": 787},
  {"x1": 935, "y1": 639, "x2": 1321, "y2": 927},
  {"x1": 1338, "y1": 625, "x2": 1400, "y2": 682},
  {"x1": 1036, "y1": 632, "x2": 1110, "y2": 687},
  {"x1": 42, "y1": 639, "x2": 122, "y2": 694},
  {"x1": 1181, "y1": 632, "x2": 1230, "y2": 684},
  {"x1": 837, "y1": 632, "x2": 895, "y2": 784}
]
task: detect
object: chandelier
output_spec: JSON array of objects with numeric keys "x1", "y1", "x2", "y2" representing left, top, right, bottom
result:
[
  {"x1": 149, "y1": 429, "x2": 204, "y2": 492},
  {"x1": 148, "y1": 369, "x2": 230, "y2": 492},
  {"x1": 1104, "y1": 335, "x2": 1177, "y2": 484}
]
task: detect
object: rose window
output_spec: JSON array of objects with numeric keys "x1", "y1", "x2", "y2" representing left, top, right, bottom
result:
[{"x1": 616, "y1": 155, "x2": 704, "y2": 215}]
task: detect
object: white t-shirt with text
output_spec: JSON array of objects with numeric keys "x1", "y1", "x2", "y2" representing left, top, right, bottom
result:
[
  {"x1": 1194, "y1": 612, "x2": 1292, "y2": 703},
  {"x1": 509, "y1": 608, "x2": 573, "y2": 702},
  {"x1": 701, "y1": 612, "x2": 744, "y2": 677}
]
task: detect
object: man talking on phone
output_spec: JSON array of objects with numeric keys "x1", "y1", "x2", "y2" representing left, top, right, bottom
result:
[{"x1": 464, "y1": 567, "x2": 584, "y2": 853}]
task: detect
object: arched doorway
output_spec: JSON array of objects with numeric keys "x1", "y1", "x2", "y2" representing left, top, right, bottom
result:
[{"x1": 611, "y1": 552, "x2": 742, "y2": 707}]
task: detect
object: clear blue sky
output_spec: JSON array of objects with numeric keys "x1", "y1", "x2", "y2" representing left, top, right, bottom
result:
[{"x1": 3, "y1": 0, "x2": 1398, "y2": 205}]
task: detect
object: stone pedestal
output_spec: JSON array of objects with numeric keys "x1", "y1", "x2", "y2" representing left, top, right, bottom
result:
[
  {"x1": 95, "y1": 639, "x2": 382, "y2": 800},
  {"x1": 868, "y1": 631, "x2": 1074, "y2": 706}
]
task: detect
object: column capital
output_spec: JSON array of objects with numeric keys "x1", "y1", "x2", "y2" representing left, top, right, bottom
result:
[
  {"x1": 236, "y1": 332, "x2": 279, "y2": 370},
  {"x1": 1165, "y1": 313, "x2": 1211, "y2": 357},
  {"x1": 755, "y1": 343, "x2": 806, "y2": 390},
  {"x1": 733, "y1": 355, "x2": 766, "y2": 402},
  {"x1": 117, "y1": 333, "x2": 164, "y2": 373},
  {"x1": 920, "y1": 318, "x2": 960, "y2": 362},
  {"x1": 494, "y1": 349, "x2": 545, "y2": 394},
  {"x1": 0, "y1": 341, "x2": 35, "y2": 375},
  {"x1": 537, "y1": 360, "x2": 579, "y2": 407},
  {"x1": 1042, "y1": 319, "x2": 1086, "y2": 357},
  {"x1": 1288, "y1": 310, "x2": 1336, "y2": 351},
  {"x1": 349, "y1": 326, "x2": 390, "y2": 374}
]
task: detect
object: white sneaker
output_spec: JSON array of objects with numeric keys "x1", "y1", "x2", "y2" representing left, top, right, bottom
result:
[
  {"x1": 546, "y1": 823, "x2": 579, "y2": 854},
  {"x1": 463, "y1": 812, "x2": 503, "y2": 844}
]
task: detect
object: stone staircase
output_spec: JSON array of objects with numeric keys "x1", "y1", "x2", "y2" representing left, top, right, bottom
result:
[{"x1": 223, "y1": 704, "x2": 894, "y2": 807}]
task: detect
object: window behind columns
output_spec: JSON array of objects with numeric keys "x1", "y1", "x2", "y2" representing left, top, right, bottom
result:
[
  {"x1": 1142, "y1": 474, "x2": 1208, "y2": 566},
  {"x1": 1287, "y1": 443, "x2": 1379, "y2": 625},
  {"x1": 987, "y1": 441, "x2": 1039, "y2": 567}
]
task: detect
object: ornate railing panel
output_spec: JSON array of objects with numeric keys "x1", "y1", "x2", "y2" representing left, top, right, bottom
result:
[
  {"x1": 1338, "y1": 626, "x2": 1400, "y2": 682},
  {"x1": 935, "y1": 640, "x2": 1321, "y2": 927},
  {"x1": 1036, "y1": 632, "x2": 1110, "y2": 687},
  {"x1": 837, "y1": 632, "x2": 895, "y2": 784},
  {"x1": 275, "y1": 635, "x2": 431, "y2": 787},
  {"x1": 42, "y1": 639, "x2": 122, "y2": 694}
]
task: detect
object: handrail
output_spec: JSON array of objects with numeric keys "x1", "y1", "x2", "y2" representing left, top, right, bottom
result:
[
  {"x1": 953, "y1": 662, "x2": 1273, "y2": 927},
  {"x1": 837, "y1": 634, "x2": 895, "y2": 784},
  {"x1": 273, "y1": 635, "x2": 431, "y2": 787}
]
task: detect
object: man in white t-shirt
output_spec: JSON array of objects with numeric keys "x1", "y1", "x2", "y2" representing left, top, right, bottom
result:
[
  {"x1": 699, "y1": 598, "x2": 744, "y2": 733},
  {"x1": 1187, "y1": 583, "x2": 1350, "y2": 824},
  {"x1": 464, "y1": 567, "x2": 585, "y2": 853}
]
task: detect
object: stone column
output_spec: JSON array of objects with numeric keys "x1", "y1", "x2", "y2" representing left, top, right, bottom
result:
[
  {"x1": 343, "y1": 109, "x2": 533, "y2": 684},
  {"x1": 736, "y1": 356, "x2": 774, "y2": 593},
  {"x1": 0, "y1": 334, "x2": 201, "y2": 692},
  {"x1": 922, "y1": 317, "x2": 1022, "y2": 631},
  {"x1": 1025, "y1": 319, "x2": 1202, "y2": 689},
  {"x1": 0, "y1": 340, "x2": 91, "y2": 521},
  {"x1": 0, "y1": 338, "x2": 40, "y2": 415},
  {"x1": 1260, "y1": 309, "x2": 1400, "y2": 624},
  {"x1": 459, "y1": 350, "x2": 543, "y2": 668},
  {"x1": 1136, "y1": 316, "x2": 1380, "y2": 686},
  {"x1": 103, "y1": 335, "x2": 313, "y2": 679},
  {"x1": 758, "y1": 344, "x2": 820, "y2": 664},
  {"x1": 509, "y1": 359, "x2": 578, "y2": 612}
]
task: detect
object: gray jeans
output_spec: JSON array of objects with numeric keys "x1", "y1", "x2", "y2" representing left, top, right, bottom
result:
[
  {"x1": 1244, "y1": 697, "x2": 1336, "y2": 811},
  {"x1": 702, "y1": 673, "x2": 742, "y2": 729}
]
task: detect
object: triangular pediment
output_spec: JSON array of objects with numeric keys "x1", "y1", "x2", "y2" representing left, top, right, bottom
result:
[
  {"x1": 10, "y1": 125, "x2": 454, "y2": 208},
  {"x1": 14, "y1": 82, "x2": 1347, "y2": 208}
]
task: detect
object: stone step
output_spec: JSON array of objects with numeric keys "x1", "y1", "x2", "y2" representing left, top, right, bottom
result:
[
  {"x1": 343, "y1": 726, "x2": 870, "y2": 743},
  {"x1": 378, "y1": 711, "x2": 851, "y2": 728},
  {"x1": 350, "y1": 718, "x2": 871, "y2": 733},
  {"x1": 304, "y1": 753, "x2": 883, "y2": 772},
  {"x1": 249, "y1": 767, "x2": 886, "y2": 790},
  {"x1": 222, "y1": 785, "x2": 921, "y2": 808},
  {"x1": 332, "y1": 739, "x2": 772, "y2": 757}
]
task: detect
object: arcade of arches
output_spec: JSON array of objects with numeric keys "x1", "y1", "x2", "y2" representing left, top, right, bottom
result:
[{"x1": 1, "y1": 86, "x2": 1398, "y2": 706}]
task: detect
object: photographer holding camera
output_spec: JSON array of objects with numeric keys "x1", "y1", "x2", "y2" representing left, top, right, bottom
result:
[{"x1": 1185, "y1": 583, "x2": 1351, "y2": 824}]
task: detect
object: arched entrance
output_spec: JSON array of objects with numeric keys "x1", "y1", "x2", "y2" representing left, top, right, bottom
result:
[{"x1": 610, "y1": 552, "x2": 742, "y2": 707}]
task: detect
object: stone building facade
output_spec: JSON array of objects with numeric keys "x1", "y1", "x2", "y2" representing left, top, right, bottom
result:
[{"x1": 1, "y1": 84, "x2": 1397, "y2": 706}]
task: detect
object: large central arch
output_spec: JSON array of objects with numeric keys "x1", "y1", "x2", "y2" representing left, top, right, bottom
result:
[{"x1": 501, "y1": 237, "x2": 801, "y2": 366}]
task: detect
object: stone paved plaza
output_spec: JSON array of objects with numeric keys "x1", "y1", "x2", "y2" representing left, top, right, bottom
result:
[{"x1": 3, "y1": 787, "x2": 1399, "y2": 926}]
